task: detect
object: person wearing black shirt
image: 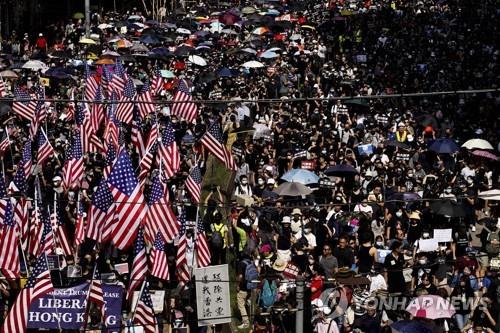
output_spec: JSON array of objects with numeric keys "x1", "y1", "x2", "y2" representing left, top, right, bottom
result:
[
  {"x1": 384, "y1": 240, "x2": 406, "y2": 293},
  {"x1": 333, "y1": 236, "x2": 355, "y2": 269}
]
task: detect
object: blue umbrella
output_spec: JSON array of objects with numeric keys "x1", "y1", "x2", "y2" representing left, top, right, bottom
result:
[
  {"x1": 140, "y1": 35, "x2": 161, "y2": 45},
  {"x1": 217, "y1": 68, "x2": 239, "y2": 77},
  {"x1": 428, "y1": 138, "x2": 459, "y2": 154},
  {"x1": 391, "y1": 320, "x2": 433, "y2": 333},
  {"x1": 281, "y1": 169, "x2": 319, "y2": 185}
]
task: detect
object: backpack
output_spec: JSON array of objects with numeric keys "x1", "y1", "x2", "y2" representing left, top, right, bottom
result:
[
  {"x1": 259, "y1": 279, "x2": 277, "y2": 308},
  {"x1": 244, "y1": 259, "x2": 259, "y2": 290},
  {"x1": 210, "y1": 224, "x2": 224, "y2": 248}
]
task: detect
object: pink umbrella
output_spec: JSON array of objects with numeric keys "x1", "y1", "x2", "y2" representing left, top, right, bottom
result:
[
  {"x1": 406, "y1": 295, "x2": 455, "y2": 319},
  {"x1": 471, "y1": 150, "x2": 499, "y2": 161}
]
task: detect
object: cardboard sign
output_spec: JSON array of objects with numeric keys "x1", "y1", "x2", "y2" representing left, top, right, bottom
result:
[
  {"x1": 301, "y1": 160, "x2": 316, "y2": 170},
  {"x1": 194, "y1": 264, "x2": 231, "y2": 326}
]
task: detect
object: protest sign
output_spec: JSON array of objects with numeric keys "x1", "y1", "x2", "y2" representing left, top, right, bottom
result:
[
  {"x1": 194, "y1": 264, "x2": 231, "y2": 326},
  {"x1": 131, "y1": 289, "x2": 165, "y2": 314},
  {"x1": 28, "y1": 283, "x2": 123, "y2": 332},
  {"x1": 433, "y1": 229, "x2": 452, "y2": 243},
  {"x1": 417, "y1": 239, "x2": 439, "y2": 252},
  {"x1": 376, "y1": 249, "x2": 392, "y2": 263}
]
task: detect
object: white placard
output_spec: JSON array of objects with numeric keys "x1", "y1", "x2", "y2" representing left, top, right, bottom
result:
[
  {"x1": 417, "y1": 239, "x2": 439, "y2": 252},
  {"x1": 194, "y1": 264, "x2": 231, "y2": 326},
  {"x1": 433, "y1": 229, "x2": 452, "y2": 243},
  {"x1": 376, "y1": 249, "x2": 392, "y2": 263},
  {"x1": 131, "y1": 289, "x2": 165, "y2": 314}
]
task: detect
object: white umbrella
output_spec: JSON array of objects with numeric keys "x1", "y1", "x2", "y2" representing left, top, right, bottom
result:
[
  {"x1": 241, "y1": 60, "x2": 265, "y2": 68},
  {"x1": 294, "y1": 50, "x2": 311, "y2": 55},
  {"x1": 176, "y1": 28, "x2": 192, "y2": 35},
  {"x1": 290, "y1": 34, "x2": 302, "y2": 41},
  {"x1": 98, "y1": 23, "x2": 114, "y2": 30},
  {"x1": 461, "y1": 138, "x2": 494, "y2": 150},
  {"x1": 79, "y1": 37, "x2": 97, "y2": 45},
  {"x1": 241, "y1": 48, "x2": 257, "y2": 54},
  {"x1": 102, "y1": 50, "x2": 121, "y2": 57},
  {"x1": 22, "y1": 60, "x2": 48, "y2": 70},
  {"x1": 266, "y1": 47, "x2": 281, "y2": 52},
  {"x1": 478, "y1": 189, "x2": 500, "y2": 201},
  {"x1": 187, "y1": 55, "x2": 207, "y2": 66},
  {"x1": 259, "y1": 51, "x2": 279, "y2": 59},
  {"x1": 253, "y1": 124, "x2": 271, "y2": 140}
]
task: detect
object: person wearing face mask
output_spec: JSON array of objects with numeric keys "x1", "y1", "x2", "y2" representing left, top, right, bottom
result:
[
  {"x1": 234, "y1": 175, "x2": 253, "y2": 197},
  {"x1": 415, "y1": 272, "x2": 437, "y2": 295},
  {"x1": 467, "y1": 295, "x2": 498, "y2": 332},
  {"x1": 301, "y1": 223, "x2": 317, "y2": 253},
  {"x1": 406, "y1": 212, "x2": 422, "y2": 245},
  {"x1": 354, "y1": 198, "x2": 373, "y2": 217},
  {"x1": 384, "y1": 240, "x2": 406, "y2": 293},
  {"x1": 253, "y1": 177, "x2": 266, "y2": 198},
  {"x1": 450, "y1": 275, "x2": 475, "y2": 330}
]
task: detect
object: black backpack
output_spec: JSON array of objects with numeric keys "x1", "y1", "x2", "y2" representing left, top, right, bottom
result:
[{"x1": 210, "y1": 224, "x2": 224, "y2": 248}]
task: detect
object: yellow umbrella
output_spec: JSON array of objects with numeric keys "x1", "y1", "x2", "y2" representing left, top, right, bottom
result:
[
  {"x1": 95, "y1": 58, "x2": 115, "y2": 65},
  {"x1": 252, "y1": 27, "x2": 270, "y2": 35},
  {"x1": 301, "y1": 25, "x2": 316, "y2": 30},
  {"x1": 79, "y1": 38, "x2": 97, "y2": 45}
]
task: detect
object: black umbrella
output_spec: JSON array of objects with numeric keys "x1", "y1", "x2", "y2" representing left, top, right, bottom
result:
[
  {"x1": 274, "y1": 182, "x2": 312, "y2": 197},
  {"x1": 431, "y1": 200, "x2": 466, "y2": 217},
  {"x1": 385, "y1": 141, "x2": 411, "y2": 150},
  {"x1": 324, "y1": 164, "x2": 359, "y2": 177},
  {"x1": 389, "y1": 192, "x2": 421, "y2": 202}
]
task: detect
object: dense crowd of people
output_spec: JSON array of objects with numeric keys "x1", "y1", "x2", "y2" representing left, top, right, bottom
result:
[{"x1": 0, "y1": 0, "x2": 499, "y2": 333}]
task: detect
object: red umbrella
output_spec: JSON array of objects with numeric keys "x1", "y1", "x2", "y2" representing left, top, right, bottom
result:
[
  {"x1": 219, "y1": 13, "x2": 239, "y2": 25},
  {"x1": 471, "y1": 150, "x2": 499, "y2": 161}
]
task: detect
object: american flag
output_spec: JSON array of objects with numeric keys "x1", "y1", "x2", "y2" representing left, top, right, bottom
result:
[
  {"x1": 145, "y1": 175, "x2": 178, "y2": 243},
  {"x1": 29, "y1": 102, "x2": 43, "y2": 140},
  {"x1": 136, "y1": 80, "x2": 156, "y2": 120},
  {"x1": 201, "y1": 122, "x2": 237, "y2": 171},
  {"x1": 62, "y1": 130, "x2": 84, "y2": 190},
  {"x1": 74, "y1": 199, "x2": 85, "y2": 247},
  {"x1": 112, "y1": 61, "x2": 128, "y2": 96},
  {"x1": 87, "y1": 178, "x2": 115, "y2": 243},
  {"x1": 0, "y1": 128, "x2": 10, "y2": 156},
  {"x1": 0, "y1": 199, "x2": 20, "y2": 279},
  {"x1": 104, "y1": 140, "x2": 117, "y2": 177},
  {"x1": 34, "y1": 85, "x2": 47, "y2": 123},
  {"x1": 91, "y1": 87, "x2": 105, "y2": 132},
  {"x1": 9, "y1": 162, "x2": 27, "y2": 194},
  {"x1": 150, "y1": 232, "x2": 169, "y2": 281},
  {"x1": 196, "y1": 216, "x2": 211, "y2": 268},
  {"x1": 86, "y1": 264, "x2": 105, "y2": 324},
  {"x1": 186, "y1": 165, "x2": 202, "y2": 204},
  {"x1": 104, "y1": 101, "x2": 120, "y2": 150},
  {"x1": 28, "y1": 206, "x2": 43, "y2": 256},
  {"x1": 151, "y1": 65, "x2": 163, "y2": 96},
  {"x1": 13, "y1": 197, "x2": 29, "y2": 252},
  {"x1": 138, "y1": 124, "x2": 159, "y2": 183},
  {"x1": 115, "y1": 78, "x2": 136, "y2": 124},
  {"x1": 128, "y1": 228, "x2": 147, "y2": 300},
  {"x1": 12, "y1": 85, "x2": 37, "y2": 121},
  {"x1": 1, "y1": 254, "x2": 54, "y2": 333},
  {"x1": 0, "y1": 80, "x2": 6, "y2": 97},
  {"x1": 101, "y1": 65, "x2": 114, "y2": 98},
  {"x1": 171, "y1": 79, "x2": 198, "y2": 123},
  {"x1": 36, "y1": 128, "x2": 54, "y2": 166},
  {"x1": 66, "y1": 89, "x2": 75, "y2": 122},
  {"x1": 133, "y1": 284, "x2": 158, "y2": 333},
  {"x1": 132, "y1": 110, "x2": 147, "y2": 158},
  {"x1": 175, "y1": 211, "x2": 190, "y2": 282},
  {"x1": 0, "y1": 172, "x2": 6, "y2": 198},
  {"x1": 51, "y1": 205, "x2": 72, "y2": 257},
  {"x1": 75, "y1": 102, "x2": 85, "y2": 126},
  {"x1": 85, "y1": 63, "x2": 98, "y2": 102},
  {"x1": 81, "y1": 105, "x2": 104, "y2": 154},
  {"x1": 40, "y1": 208, "x2": 54, "y2": 255},
  {"x1": 21, "y1": 140, "x2": 33, "y2": 178},
  {"x1": 107, "y1": 149, "x2": 147, "y2": 249},
  {"x1": 158, "y1": 122, "x2": 180, "y2": 178}
]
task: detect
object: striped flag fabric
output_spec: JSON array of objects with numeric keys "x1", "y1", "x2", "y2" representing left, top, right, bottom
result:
[
  {"x1": 51, "y1": 207, "x2": 72, "y2": 257},
  {"x1": 175, "y1": 211, "x2": 190, "y2": 282},
  {"x1": 29, "y1": 102, "x2": 42, "y2": 140},
  {"x1": 104, "y1": 140, "x2": 117, "y2": 177},
  {"x1": 171, "y1": 79, "x2": 197, "y2": 123},
  {"x1": 0, "y1": 128, "x2": 10, "y2": 157},
  {"x1": 150, "y1": 232, "x2": 169, "y2": 281},
  {"x1": 151, "y1": 65, "x2": 163, "y2": 96},
  {"x1": 131, "y1": 111, "x2": 147, "y2": 158},
  {"x1": 0, "y1": 199, "x2": 20, "y2": 279},
  {"x1": 1, "y1": 254, "x2": 54, "y2": 333},
  {"x1": 62, "y1": 131, "x2": 84, "y2": 190},
  {"x1": 201, "y1": 122, "x2": 237, "y2": 171},
  {"x1": 133, "y1": 284, "x2": 158, "y2": 333},
  {"x1": 145, "y1": 175, "x2": 178, "y2": 243},
  {"x1": 115, "y1": 78, "x2": 136, "y2": 124},
  {"x1": 196, "y1": 216, "x2": 211, "y2": 268},
  {"x1": 9, "y1": 162, "x2": 27, "y2": 194},
  {"x1": 128, "y1": 228, "x2": 147, "y2": 300},
  {"x1": 21, "y1": 140, "x2": 33, "y2": 178},
  {"x1": 186, "y1": 165, "x2": 202, "y2": 204},
  {"x1": 28, "y1": 206, "x2": 43, "y2": 256},
  {"x1": 90, "y1": 87, "x2": 105, "y2": 132},
  {"x1": 138, "y1": 124, "x2": 159, "y2": 183},
  {"x1": 107, "y1": 149, "x2": 147, "y2": 249},
  {"x1": 13, "y1": 197, "x2": 29, "y2": 252},
  {"x1": 84, "y1": 63, "x2": 98, "y2": 102},
  {"x1": 36, "y1": 128, "x2": 54, "y2": 166},
  {"x1": 0, "y1": 80, "x2": 6, "y2": 97},
  {"x1": 112, "y1": 61, "x2": 128, "y2": 96},
  {"x1": 104, "y1": 102, "x2": 120, "y2": 150},
  {"x1": 136, "y1": 80, "x2": 155, "y2": 120},
  {"x1": 87, "y1": 178, "x2": 115, "y2": 243},
  {"x1": 158, "y1": 122, "x2": 180, "y2": 178},
  {"x1": 74, "y1": 200, "x2": 85, "y2": 247},
  {"x1": 40, "y1": 208, "x2": 55, "y2": 255},
  {"x1": 12, "y1": 85, "x2": 37, "y2": 121},
  {"x1": 86, "y1": 264, "x2": 105, "y2": 323}
]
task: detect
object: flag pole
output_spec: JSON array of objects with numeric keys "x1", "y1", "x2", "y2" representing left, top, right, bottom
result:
[
  {"x1": 43, "y1": 253, "x2": 63, "y2": 332},
  {"x1": 189, "y1": 206, "x2": 199, "y2": 280},
  {"x1": 130, "y1": 280, "x2": 147, "y2": 323}
]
